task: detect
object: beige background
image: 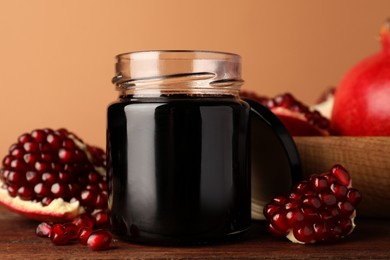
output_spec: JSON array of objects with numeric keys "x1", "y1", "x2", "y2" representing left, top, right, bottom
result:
[{"x1": 0, "y1": 0, "x2": 389, "y2": 153}]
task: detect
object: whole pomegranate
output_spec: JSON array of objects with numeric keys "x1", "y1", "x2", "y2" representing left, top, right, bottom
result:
[{"x1": 331, "y1": 18, "x2": 390, "y2": 135}]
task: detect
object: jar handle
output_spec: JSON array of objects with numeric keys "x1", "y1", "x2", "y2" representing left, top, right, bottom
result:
[{"x1": 244, "y1": 98, "x2": 302, "y2": 220}]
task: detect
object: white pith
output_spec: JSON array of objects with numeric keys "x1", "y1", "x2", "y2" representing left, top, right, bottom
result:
[
  {"x1": 0, "y1": 184, "x2": 85, "y2": 220},
  {"x1": 311, "y1": 95, "x2": 334, "y2": 119}
]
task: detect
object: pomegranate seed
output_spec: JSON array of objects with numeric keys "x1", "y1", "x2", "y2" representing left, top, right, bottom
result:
[
  {"x1": 35, "y1": 161, "x2": 50, "y2": 173},
  {"x1": 264, "y1": 164, "x2": 361, "y2": 244},
  {"x1": 34, "y1": 183, "x2": 51, "y2": 198},
  {"x1": 63, "y1": 223, "x2": 79, "y2": 240},
  {"x1": 339, "y1": 218, "x2": 354, "y2": 236},
  {"x1": 10, "y1": 159, "x2": 27, "y2": 171},
  {"x1": 23, "y1": 142, "x2": 40, "y2": 153},
  {"x1": 26, "y1": 171, "x2": 40, "y2": 184},
  {"x1": 73, "y1": 214, "x2": 94, "y2": 230},
  {"x1": 331, "y1": 165, "x2": 350, "y2": 186},
  {"x1": 7, "y1": 185, "x2": 18, "y2": 197},
  {"x1": 63, "y1": 139, "x2": 76, "y2": 149},
  {"x1": 98, "y1": 181, "x2": 107, "y2": 190},
  {"x1": 41, "y1": 153, "x2": 55, "y2": 162},
  {"x1": 319, "y1": 192, "x2": 337, "y2": 206},
  {"x1": 88, "y1": 172, "x2": 100, "y2": 183},
  {"x1": 293, "y1": 225, "x2": 315, "y2": 243},
  {"x1": 302, "y1": 196, "x2": 322, "y2": 209},
  {"x1": 330, "y1": 183, "x2": 348, "y2": 199},
  {"x1": 36, "y1": 222, "x2": 52, "y2": 237},
  {"x1": 51, "y1": 183, "x2": 69, "y2": 197},
  {"x1": 46, "y1": 134, "x2": 61, "y2": 150},
  {"x1": 11, "y1": 147, "x2": 25, "y2": 158},
  {"x1": 271, "y1": 213, "x2": 289, "y2": 233},
  {"x1": 264, "y1": 204, "x2": 280, "y2": 217},
  {"x1": 42, "y1": 172, "x2": 57, "y2": 184},
  {"x1": 79, "y1": 227, "x2": 93, "y2": 245},
  {"x1": 2, "y1": 155, "x2": 12, "y2": 167},
  {"x1": 286, "y1": 209, "x2": 304, "y2": 227},
  {"x1": 80, "y1": 190, "x2": 96, "y2": 206},
  {"x1": 311, "y1": 176, "x2": 328, "y2": 191},
  {"x1": 6, "y1": 171, "x2": 25, "y2": 185},
  {"x1": 87, "y1": 230, "x2": 112, "y2": 251},
  {"x1": 31, "y1": 129, "x2": 47, "y2": 142},
  {"x1": 93, "y1": 211, "x2": 110, "y2": 228},
  {"x1": 347, "y1": 188, "x2": 362, "y2": 206},
  {"x1": 338, "y1": 201, "x2": 355, "y2": 217},
  {"x1": 94, "y1": 193, "x2": 108, "y2": 209},
  {"x1": 23, "y1": 153, "x2": 39, "y2": 166},
  {"x1": 17, "y1": 186, "x2": 34, "y2": 200},
  {"x1": 50, "y1": 224, "x2": 71, "y2": 245},
  {"x1": 18, "y1": 133, "x2": 32, "y2": 143}
]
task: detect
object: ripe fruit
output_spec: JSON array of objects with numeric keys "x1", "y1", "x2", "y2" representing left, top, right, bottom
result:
[
  {"x1": 241, "y1": 91, "x2": 330, "y2": 136},
  {"x1": 263, "y1": 164, "x2": 361, "y2": 244},
  {"x1": 0, "y1": 128, "x2": 106, "y2": 222},
  {"x1": 331, "y1": 19, "x2": 390, "y2": 135}
]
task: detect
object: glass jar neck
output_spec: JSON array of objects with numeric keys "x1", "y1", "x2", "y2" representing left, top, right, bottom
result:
[{"x1": 112, "y1": 50, "x2": 244, "y2": 97}]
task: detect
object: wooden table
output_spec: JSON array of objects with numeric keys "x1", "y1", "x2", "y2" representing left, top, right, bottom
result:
[{"x1": 1, "y1": 205, "x2": 389, "y2": 259}]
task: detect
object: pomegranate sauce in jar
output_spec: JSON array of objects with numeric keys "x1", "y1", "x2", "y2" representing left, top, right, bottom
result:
[{"x1": 107, "y1": 50, "x2": 251, "y2": 244}]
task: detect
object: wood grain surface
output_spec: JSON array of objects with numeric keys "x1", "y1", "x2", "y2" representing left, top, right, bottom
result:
[
  {"x1": 0, "y1": 205, "x2": 389, "y2": 259},
  {"x1": 294, "y1": 136, "x2": 390, "y2": 218}
]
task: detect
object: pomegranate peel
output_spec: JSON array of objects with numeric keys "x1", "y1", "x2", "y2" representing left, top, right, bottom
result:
[{"x1": 263, "y1": 164, "x2": 361, "y2": 244}]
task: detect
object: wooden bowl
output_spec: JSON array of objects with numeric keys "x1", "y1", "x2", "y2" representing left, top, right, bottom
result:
[{"x1": 294, "y1": 136, "x2": 390, "y2": 218}]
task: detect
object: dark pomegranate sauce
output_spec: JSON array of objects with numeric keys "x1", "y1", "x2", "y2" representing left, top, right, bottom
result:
[
  {"x1": 107, "y1": 95, "x2": 251, "y2": 244},
  {"x1": 107, "y1": 50, "x2": 251, "y2": 244}
]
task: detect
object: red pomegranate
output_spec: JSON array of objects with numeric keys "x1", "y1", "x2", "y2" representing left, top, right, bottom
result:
[
  {"x1": 241, "y1": 91, "x2": 331, "y2": 136},
  {"x1": 331, "y1": 19, "x2": 390, "y2": 135},
  {"x1": 0, "y1": 128, "x2": 107, "y2": 222}
]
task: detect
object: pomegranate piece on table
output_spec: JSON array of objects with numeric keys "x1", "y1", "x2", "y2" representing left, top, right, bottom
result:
[
  {"x1": 35, "y1": 213, "x2": 112, "y2": 251},
  {"x1": 263, "y1": 164, "x2": 361, "y2": 244},
  {"x1": 0, "y1": 128, "x2": 107, "y2": 222},
  {"x1": 331, "y1": 18, "x2": 390, "y2": 135},
  {"x1": 240, "y1": 91, "x2": 331, "y2": 136}
]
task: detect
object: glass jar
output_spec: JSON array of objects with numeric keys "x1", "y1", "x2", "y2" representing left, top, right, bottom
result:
[{"x1": 107, "y1": 50, "x2": 251, "y2": 244}]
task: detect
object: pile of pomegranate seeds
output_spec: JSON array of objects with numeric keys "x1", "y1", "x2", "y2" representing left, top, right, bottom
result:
[
  {"x1": 36, "y1": 211, "x2": 112, "y2": 251},
  {"x1": 0, "y1": 128, "x2": 107, "y2": 222},
  {"x1": 263, "y1": 164, "x2": 361, "y2": 244}
]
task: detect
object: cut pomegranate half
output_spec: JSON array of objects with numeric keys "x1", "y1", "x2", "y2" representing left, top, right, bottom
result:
[
  {"x1": 263, "y1": 164, "x2": 362, "y2": 244},
  {"x1": 241, "y1": 91, "x2": 331, "y2": 136},
  {"x1": 0, "y1": 128, "x2": 106, "y2": 222}
]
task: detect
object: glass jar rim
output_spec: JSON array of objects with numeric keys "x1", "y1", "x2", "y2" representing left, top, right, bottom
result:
[
  {"x1": 114, "y1": 50, "x2": 241, "y2": 62},
  {"x1": 112, "y1": 50, "x2": 243, "y2": 96}
]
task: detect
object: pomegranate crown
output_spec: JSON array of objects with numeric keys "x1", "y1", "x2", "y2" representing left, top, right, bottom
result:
[{"x1": 380, "y1": 18, "x2": 390, "y2": 53}]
